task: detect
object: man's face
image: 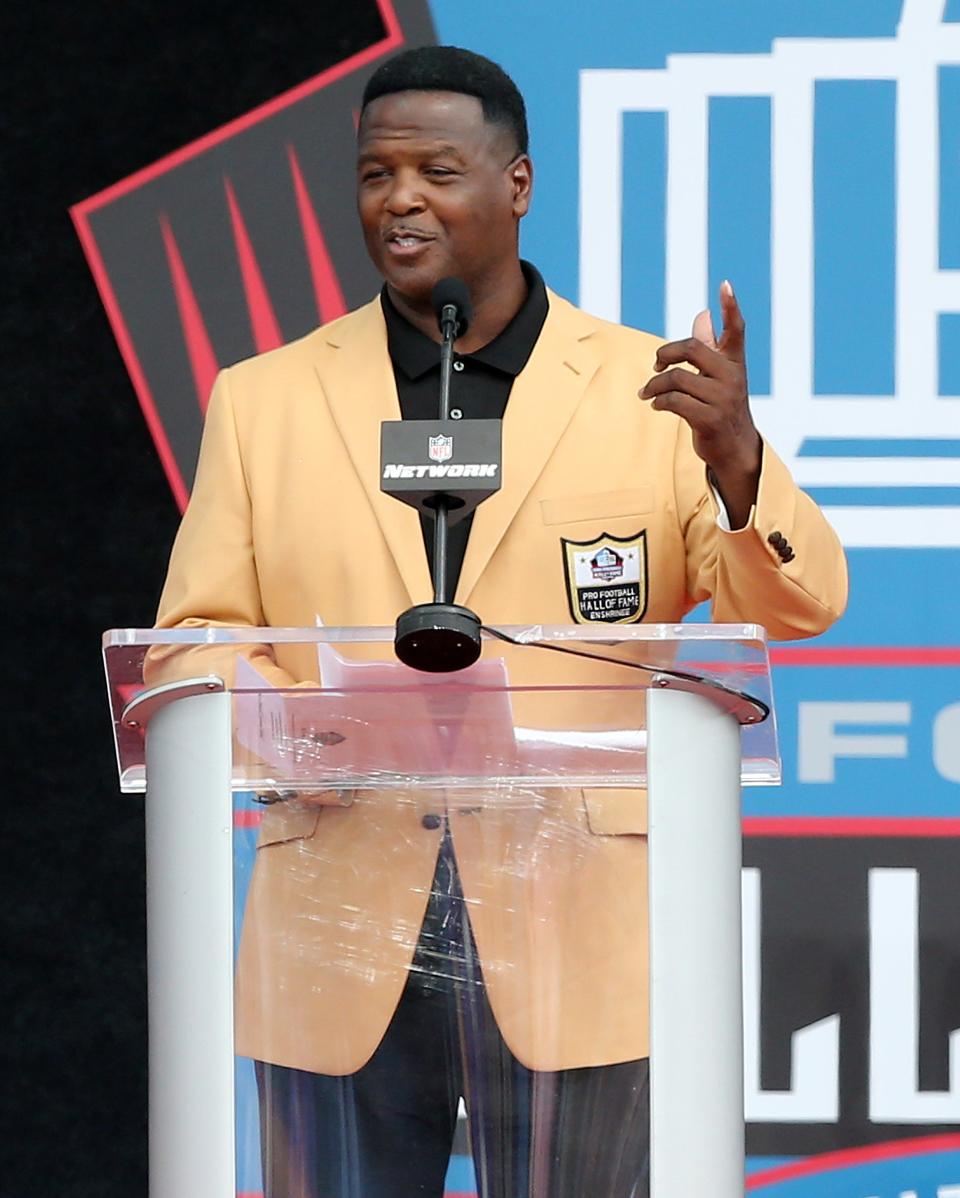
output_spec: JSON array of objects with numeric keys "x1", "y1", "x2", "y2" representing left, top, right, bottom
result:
[{"x1": 356, "y1": 90, "x2": 531, "y2": 308}]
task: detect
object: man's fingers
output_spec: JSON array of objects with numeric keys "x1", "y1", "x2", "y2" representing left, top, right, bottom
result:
[
  {"x1": 653, "y1": 336, "x2": 739, "y2": 378},
  {"x1": 657, "y1": 282, "x2": 746, "y2": 371},
  {"x1": 692, "y1": 307, "x2": 717, "y2": 349},
  {"x1": 718, "y1": 279, "x2": 746, "y2": 362},
  {"x1": 640, "y1": 368, "x2": 726, "y2": 405},
  {"x1": 646, "y1": 389, "x2": 723, "y2": 431}
]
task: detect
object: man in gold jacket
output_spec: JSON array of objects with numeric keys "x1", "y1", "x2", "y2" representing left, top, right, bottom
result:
[{"x1": 154, "y1": 44, "x2": 847, "y2": 1198}]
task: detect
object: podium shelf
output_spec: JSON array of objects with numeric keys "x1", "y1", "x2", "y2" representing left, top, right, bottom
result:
[{"x1": 103, "y1": 624, "x2": 780, "y2": 793}]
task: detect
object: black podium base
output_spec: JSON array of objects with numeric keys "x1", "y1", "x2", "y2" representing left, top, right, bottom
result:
[{"x1": 394, "y1": 603, "x2": 482, "y2": 672}]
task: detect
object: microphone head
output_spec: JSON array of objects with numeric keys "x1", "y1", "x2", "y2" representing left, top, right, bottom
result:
[{"x1": 431, "y1": 277, "x2": 473, "y2": 337}]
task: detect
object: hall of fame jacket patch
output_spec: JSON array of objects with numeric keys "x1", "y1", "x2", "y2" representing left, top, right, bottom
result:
[{"x1": 561, "y1": 530, "x2": 649, "y2": 625}]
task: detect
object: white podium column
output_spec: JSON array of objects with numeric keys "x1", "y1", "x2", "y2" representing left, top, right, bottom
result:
[
  {"x1": 143, "y1": 689, "x2": 235, "y2": 1198},
  {"x1": 647, "y1": 685, "x2": 744, "y2": 1198}
]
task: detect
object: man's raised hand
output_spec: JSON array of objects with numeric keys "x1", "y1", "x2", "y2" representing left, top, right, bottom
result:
[{"x1": 639, "y1": 280, "x2": 762, "y2": 529}]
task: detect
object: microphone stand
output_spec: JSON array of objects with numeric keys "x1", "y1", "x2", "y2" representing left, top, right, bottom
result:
[
  {"x1": 431, "y1": 302, "x2": 457, "y2": 606},
  {"x1": 393, "y1": 302, "x2": 483, "y2": 672}
]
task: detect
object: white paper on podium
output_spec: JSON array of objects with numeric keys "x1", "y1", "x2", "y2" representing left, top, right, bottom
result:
[{"x1": 231, "y1": 641, "x2": 518, "y2": 786}]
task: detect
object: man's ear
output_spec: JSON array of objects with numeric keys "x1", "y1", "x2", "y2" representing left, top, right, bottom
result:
[{"x1": 510, "y1": 154, "x2": 533, "y2": 217}]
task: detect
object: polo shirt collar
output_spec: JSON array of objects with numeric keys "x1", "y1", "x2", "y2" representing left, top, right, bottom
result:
[{"x1": 381, "y1": 261, "x2": 549, "y2": 381}]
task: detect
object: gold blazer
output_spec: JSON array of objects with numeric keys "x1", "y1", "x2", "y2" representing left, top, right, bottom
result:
[{"x1": 153, "y1": 291, "x2": 848, "y2": 1075}]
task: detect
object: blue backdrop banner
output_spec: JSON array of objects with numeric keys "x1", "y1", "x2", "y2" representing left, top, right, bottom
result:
[{"x1": 431, "y1": 0, "x2": 960, "y2": 1192}]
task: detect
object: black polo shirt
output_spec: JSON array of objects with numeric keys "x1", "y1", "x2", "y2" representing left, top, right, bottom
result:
[{"x1": 381, "y1": 262, "x2": 549, "y2": 600}]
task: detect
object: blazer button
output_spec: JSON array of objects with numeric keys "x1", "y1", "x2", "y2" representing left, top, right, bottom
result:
[
  {"x1": 767, "y1": 530, "x2": 794, "y2": 562},
  {"x1": 421, "y1": 813, "x2": 442, "y2": 830}
]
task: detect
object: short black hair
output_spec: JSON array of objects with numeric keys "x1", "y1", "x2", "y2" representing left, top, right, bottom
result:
[{"x1": 360, "y1": 45, "x2": 528, "y2": 156}]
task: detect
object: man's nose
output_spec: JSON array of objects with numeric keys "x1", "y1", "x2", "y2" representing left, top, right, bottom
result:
[{"x1": 384, "y1": 172, "x2": 426, "y2": 215}]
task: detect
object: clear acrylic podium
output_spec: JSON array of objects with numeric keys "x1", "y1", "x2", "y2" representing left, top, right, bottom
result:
[{"x1": 104, "y1": 623, "x2": 779, "y2": 1198}]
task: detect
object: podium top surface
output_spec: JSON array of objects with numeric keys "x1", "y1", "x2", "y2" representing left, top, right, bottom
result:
[{"x1": 103, "y1": 624, "x2": 780, "y2": 793}]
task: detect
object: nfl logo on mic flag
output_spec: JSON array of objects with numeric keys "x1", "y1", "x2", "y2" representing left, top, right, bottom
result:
[{"x1": 429, "y1": 434, "x2": 454, "y2": 462}]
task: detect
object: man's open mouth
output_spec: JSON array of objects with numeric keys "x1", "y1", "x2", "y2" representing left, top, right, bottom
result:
[{"x1": 384, "y1": 229, "x2": 435, "y2": 247}]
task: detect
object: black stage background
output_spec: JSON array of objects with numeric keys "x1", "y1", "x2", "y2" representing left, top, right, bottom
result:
[{"x1": 4, "y1": 5, "x2": 380, "y2": 1192}]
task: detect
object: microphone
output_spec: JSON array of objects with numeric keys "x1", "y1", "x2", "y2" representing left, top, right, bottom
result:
[
  {"x1": 380, "y1": 277, "x2": 502, "y2": 672},
  {"x1": 431, "y1": 277, "x2": 473, "y2": 342}
]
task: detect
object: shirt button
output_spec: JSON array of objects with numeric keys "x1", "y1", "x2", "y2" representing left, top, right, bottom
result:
[
  {"x1": 450, "y1": 408, "x2": 463, "y2": 420},
  {"x1": 453, "y1": 360, "x2": 465, "y2": 372},
  {"x1": 421, "y1": 813, "x2": 442, "y2": 830}
]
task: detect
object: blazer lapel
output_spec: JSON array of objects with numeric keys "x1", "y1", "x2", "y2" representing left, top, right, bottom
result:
[
  {"x1": 318, "y1": 299, "x2": 434, "y2": 607},
  {"x1": 456, "y1": 294, "x2": 600, "y2": 606}
]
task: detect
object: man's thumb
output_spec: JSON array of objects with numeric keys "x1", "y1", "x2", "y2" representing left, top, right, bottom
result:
[{"x1": 692, "y1": 307, "x2": 717, "y2": 348}]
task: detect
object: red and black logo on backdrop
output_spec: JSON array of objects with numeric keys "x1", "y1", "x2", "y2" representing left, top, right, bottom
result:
[{"x1": 70, "y1": 0, "x2": 435, "y2": 512}]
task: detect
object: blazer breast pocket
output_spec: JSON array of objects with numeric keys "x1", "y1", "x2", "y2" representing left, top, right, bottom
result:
[
  {"x1": 581, "y1": 787, "x2": 648, "y2": 836},
  {"x1": 539, "y1": 487, "x2": 654, "y2": 527}
]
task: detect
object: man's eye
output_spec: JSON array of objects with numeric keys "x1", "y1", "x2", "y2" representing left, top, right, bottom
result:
[
  {"x1": 360, "y1": 169, "x2": 389, "y2": 183},
  {"x1": 424, "y1": 167, "x2": 456, "y2": 178}
]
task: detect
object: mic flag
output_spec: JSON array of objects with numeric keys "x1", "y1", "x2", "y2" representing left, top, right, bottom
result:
[{"x1": 380, "y1": 419, "x2": 502, "y2": 524}]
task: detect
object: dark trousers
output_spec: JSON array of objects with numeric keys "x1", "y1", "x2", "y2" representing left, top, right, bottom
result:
[{"x1": 255, "y1": 832, "x2": 650, "y2": 1198}]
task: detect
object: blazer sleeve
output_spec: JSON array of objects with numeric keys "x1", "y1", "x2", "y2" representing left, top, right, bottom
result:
[
  {"x1": 146, "y1": 368, "x2": 300, "y2": 690},
  {"x1": 675, "y1": 424, "x2": 849, "y2": 640}
]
